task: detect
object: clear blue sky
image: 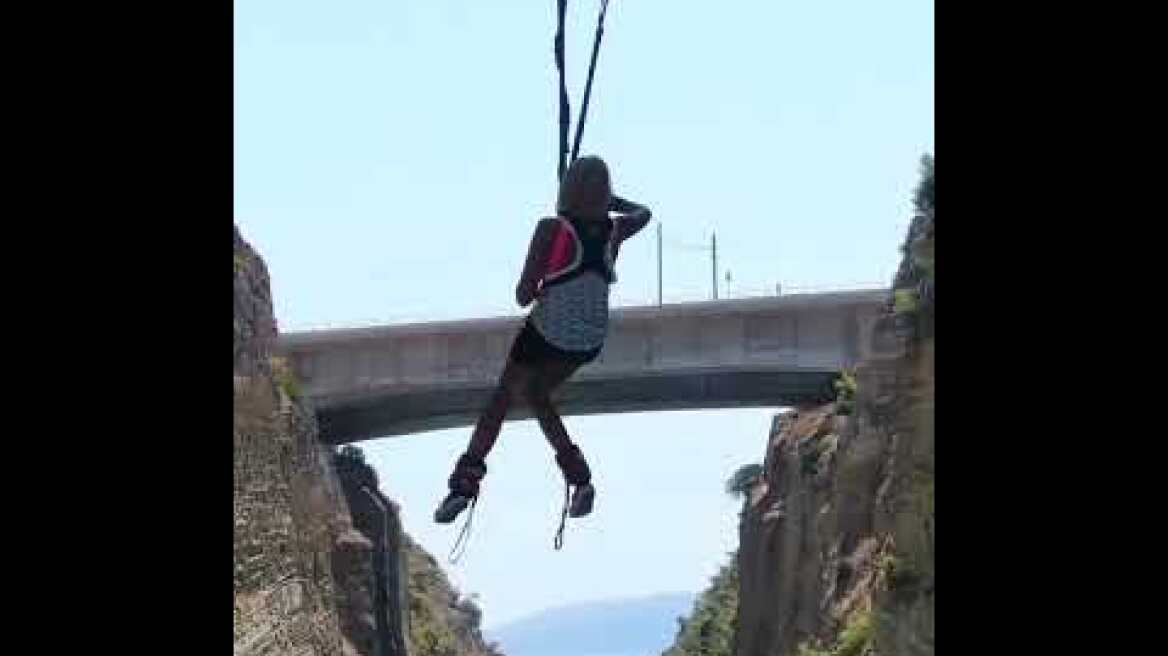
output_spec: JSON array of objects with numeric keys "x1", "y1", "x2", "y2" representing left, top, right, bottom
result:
[{"x1": 235, "y1": 0, "x2": 933, "y2": 630}]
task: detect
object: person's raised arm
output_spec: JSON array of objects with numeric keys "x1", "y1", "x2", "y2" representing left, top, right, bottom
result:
[
  {"x1": 515, "y1": 218, "x2": 559, "y2": 307},
  {"x1": 610, "y1": 195, "x2": 652, "y2": 244}
]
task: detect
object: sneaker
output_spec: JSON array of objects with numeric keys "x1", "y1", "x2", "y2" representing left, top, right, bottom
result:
[
  {"x1": 568, "y1": 483, "x2": 595, "y2": 518},
  {"x1": 434, "y1": 491, "x2": 471, "y2": 524}
]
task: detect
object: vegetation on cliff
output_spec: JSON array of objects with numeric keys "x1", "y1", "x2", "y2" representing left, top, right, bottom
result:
[
  {"x1": 664, "y1": 460, "x2": 773, "y2": 655},
  {"x1": 725, "y1": 464, "x2": 764, "y2": 498},
  {"x1": 797, "y1": 611, "x2": 874, "y2": 656},
  {"x1": 404, "y1": 535, "x2": 503, "y2": 656},
  {"x1": 661, "y1": 558, "x2": 739, "y2": 656},
  {"x1": 833, "y1": 369, "x2": 857, "y2": 416},
  {"x1": 892, "y1": 154, "x2": 935, "y2": 325}
]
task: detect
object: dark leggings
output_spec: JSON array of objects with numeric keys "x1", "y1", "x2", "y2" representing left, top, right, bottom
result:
[{"x1": 451, "y1": 356, "x2": 591, "y2": 494}]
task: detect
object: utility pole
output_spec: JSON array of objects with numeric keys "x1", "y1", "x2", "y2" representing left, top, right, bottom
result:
[
  {"x1": 657, "y1": 223, "x2": 663, "y2": 307},
  {"x1": 711, "y1": 231, "x2": 718, "y2": 300}
]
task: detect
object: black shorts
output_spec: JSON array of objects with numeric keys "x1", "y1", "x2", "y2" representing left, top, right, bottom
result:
[{"x1": 509, "y1": 321, "x2": 601, "y2": 366}]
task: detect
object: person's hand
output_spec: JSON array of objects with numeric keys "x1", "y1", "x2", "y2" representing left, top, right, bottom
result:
[
  {"x1": 516, "y1": 280, "x2": 540, "y2": 307},
  {"x1": 610, "y1": 195, "x2": 649, "y2": 216}
]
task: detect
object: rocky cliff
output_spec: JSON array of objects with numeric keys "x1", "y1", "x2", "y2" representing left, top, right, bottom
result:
[
  {"x1": 333, "y1": 445, "x2": 502, "y2": 656},
  {"x1": 734, "y1": 155, "x2": 934, "y2": 656},
  {"x1": 403, "y1": 533, "x2": 503, "y2": 656},
  {"x1": 234, "y1": 225, "x2": 502, "y2": 656},
  {"x1": 234, "y1": 224, "x2": 352, "y2": 655}
]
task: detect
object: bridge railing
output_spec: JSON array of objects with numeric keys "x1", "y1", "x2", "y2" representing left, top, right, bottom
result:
[{"x1": 281, "y1": 282, "x2": 889, "y2": 334}]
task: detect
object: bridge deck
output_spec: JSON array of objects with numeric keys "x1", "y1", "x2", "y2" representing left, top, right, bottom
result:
[{"x1": 280, "y1": 291, "x2": 889, "y2": 443}]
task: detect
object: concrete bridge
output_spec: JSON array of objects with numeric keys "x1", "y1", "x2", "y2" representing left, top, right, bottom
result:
[{"x1": 279, "y1": 290, "x2": 890, "y2": 444}]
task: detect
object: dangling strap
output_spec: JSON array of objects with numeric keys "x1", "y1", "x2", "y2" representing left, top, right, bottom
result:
[
  {"x1": 553, "y1": 481, "x2": 570, "y2": 550},
  {"x1": 554, "y1": 0, "x2": 613, "y2": 177},
  {"x1": 555, "y1": 0, "x2": 570, "y2": 182},
  {"x1": 569, "y1": 0, "x2": 611, "y2": 163},
  {"x1": 448, "y1": 495, "x2": 479, "y2": 564}
]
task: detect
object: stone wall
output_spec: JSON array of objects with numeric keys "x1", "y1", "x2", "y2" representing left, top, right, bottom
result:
[{"x1": 234, "y1": 225, "x2": 353, "y2": 655}]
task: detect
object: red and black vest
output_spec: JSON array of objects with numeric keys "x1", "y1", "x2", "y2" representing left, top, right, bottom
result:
[{"x1": 541, "y1": 215, "x2": 618, "y2": 287}]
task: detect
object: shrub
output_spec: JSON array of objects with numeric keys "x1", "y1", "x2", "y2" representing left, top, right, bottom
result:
[
  {"x1": 893, "y1": 288, "x2": 919, "y2": 315},
  {"x1": 725, "y1": 463, "x2": 764, "y2": 497},
  {"x1": 269, "y1": 356, "x2": 302, "y2": 399},
  {"x1": 834, "y1": 369, "x2": 857, "y2": 415},
  {"x1": 795, "y1": 611, "x2": 874, "y2": 656},
  {"x1": 835, "y1": 611, "x2": 873, "y2": 656}
]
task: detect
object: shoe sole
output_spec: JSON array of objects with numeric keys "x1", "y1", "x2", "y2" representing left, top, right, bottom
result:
[
  {"x1": 434, "y1": 496, "x2": 470, "y2": 524},
  {"x1": 568, "y1": 485, "x2": 595, "y2": 518}
]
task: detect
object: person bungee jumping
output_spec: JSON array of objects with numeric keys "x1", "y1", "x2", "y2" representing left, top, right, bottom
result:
[{"x1": 435, "y1": 156, "x2": 651, "y2": 528}]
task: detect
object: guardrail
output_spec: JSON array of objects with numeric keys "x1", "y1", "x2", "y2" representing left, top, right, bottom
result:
[{"x1": 281, "y1": 283, "x2": 890, "y2": 333}]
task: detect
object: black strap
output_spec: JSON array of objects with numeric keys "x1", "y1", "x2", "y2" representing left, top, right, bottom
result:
[
  {"x1": 570, "y1": 0, "x2": 610, "y2": 163},
  {"x1": 553, "y1": 481, "x2": 570, "y2": 550},
  {"x1": 555, "y1": 0, "x2": 570, "y2": 182},
  {"x1": 555, "y1": 0, "x2": 612, "y2": 178},
  {"x1": 448, "y1": 495, "x2": 479, "y2": 564}
]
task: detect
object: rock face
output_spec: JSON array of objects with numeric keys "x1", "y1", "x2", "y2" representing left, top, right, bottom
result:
[
  {"x1": 234, "y1": 224, "x2": 352, "y2": 655},
  {"x1": 332, "y1": 446, "x2": 501, "y2": 656},
  {"x1": 331, "y1": 449, "x2": 413, "y2": 656},
  {"x1": 234, "y1": 224, "x2": 502, "y2": 656},
  {"x1": 735, "y1": 404, "x2": 889, "y2": 654},
  {"x1": 871, "y1": 155, "x2": 934, "y2": 656},
  {"x1": 734, "y1": 157, "x2": 934, "y2": 656},
  {"x1": 669, "y1": 332, "x2": 931, "y2": 656}
]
